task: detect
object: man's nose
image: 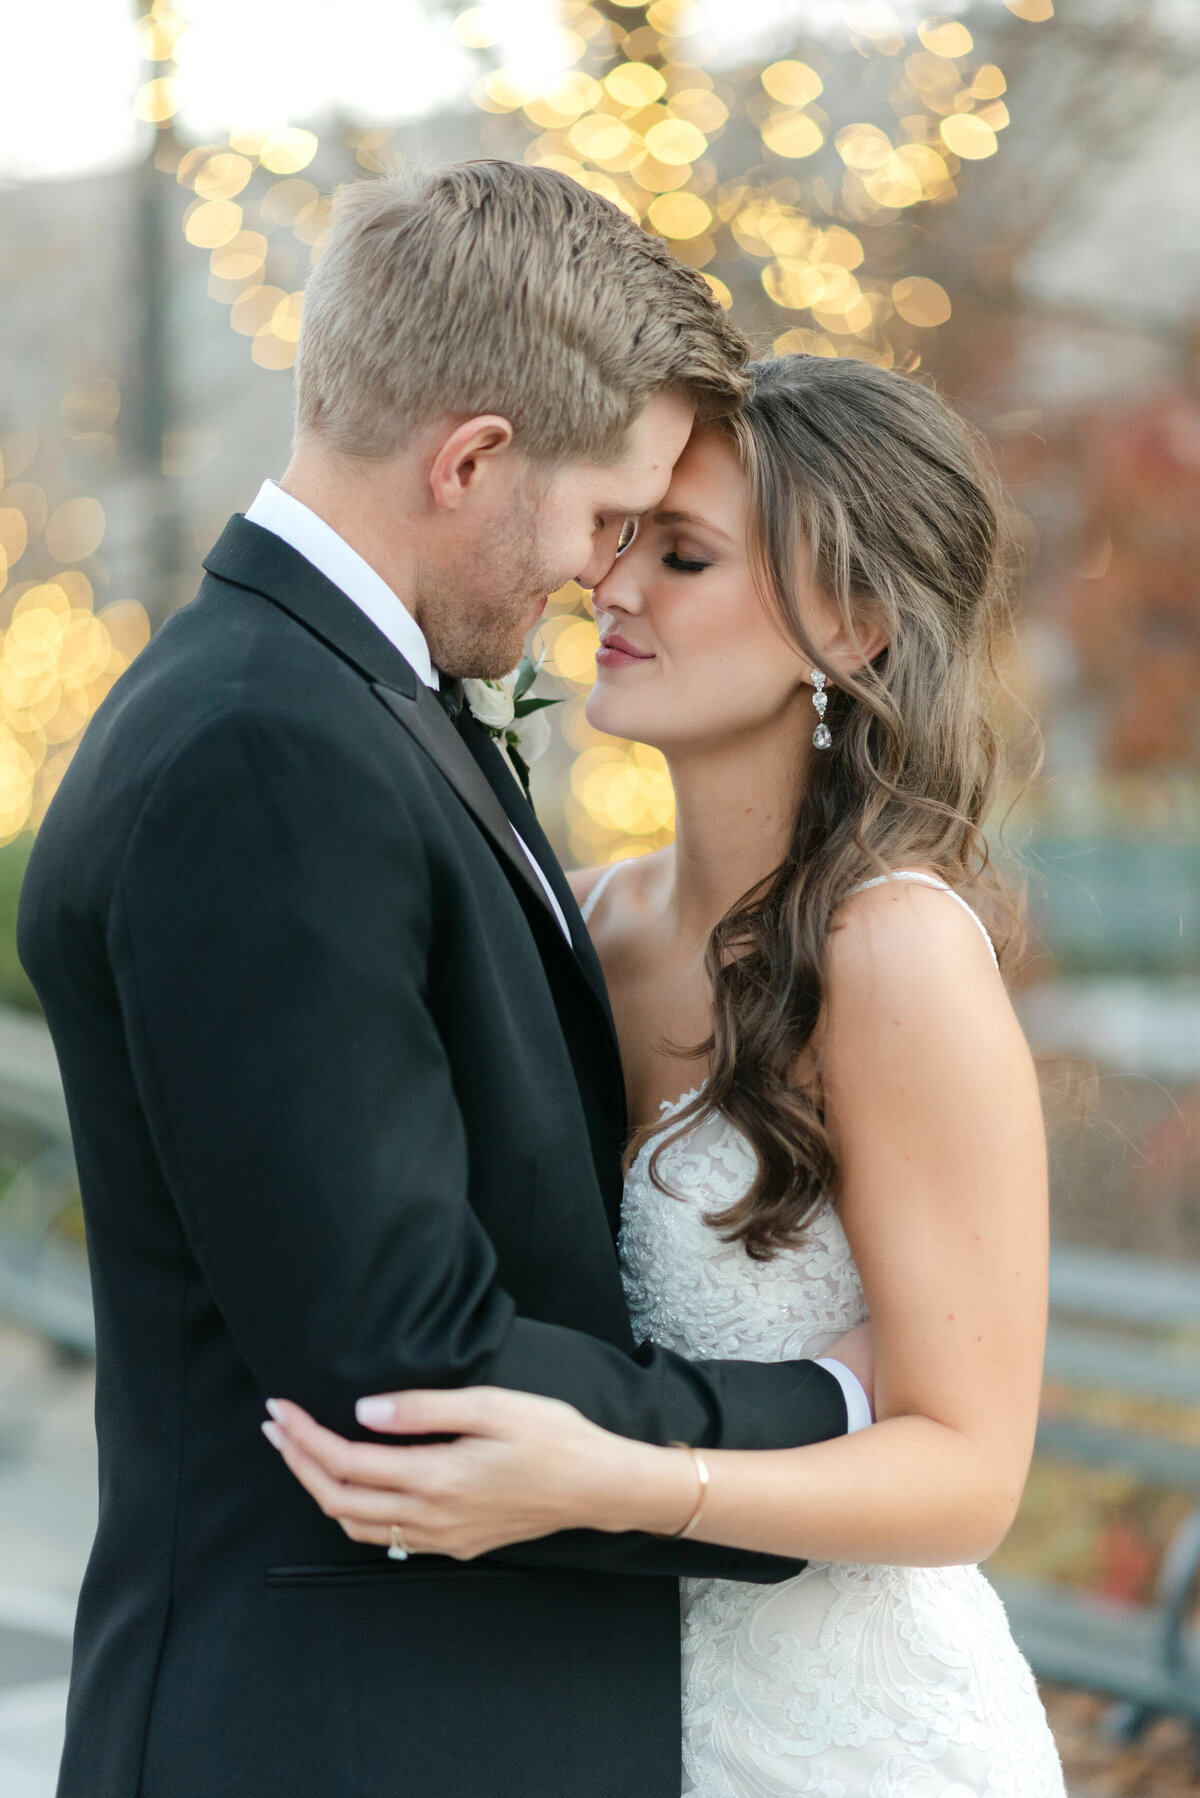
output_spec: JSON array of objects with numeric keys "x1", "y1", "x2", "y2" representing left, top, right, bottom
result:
[
  {"x1": 576, "y1": 543, "x2": 620, "y2": 592},
  {"x1": 575, "y1": 524, "x2": 627, "y2": 592}
]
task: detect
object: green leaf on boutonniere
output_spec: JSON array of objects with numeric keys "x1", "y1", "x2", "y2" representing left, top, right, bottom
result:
[
  {"x1": 512, "y1": 656, "x2": 540, "y2": 703},
  {"x1": 513, "y1": 694, "x2": 561, "y2": 718}
]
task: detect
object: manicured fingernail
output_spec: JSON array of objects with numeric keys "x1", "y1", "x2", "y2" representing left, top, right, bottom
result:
[
  {"x1": 262, "y1": 1421, "x2": 284, "y2": 1449},
  {"x1": 265, "y1": 1398, "x2": 286, "y2": 1422},
  {"x1": 356, "y1": 1396, "x2": 395, "y2": 1426}
]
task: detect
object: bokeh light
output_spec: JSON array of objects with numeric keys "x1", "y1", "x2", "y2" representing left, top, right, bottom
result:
[
  {"x1": 322, "y1": 0, "x2": 1064, "y2": 861},
  {"x1": 0, "y1": 0, "x2": 1084, "y2": 867},
  {"x1": 0, "y1": 415, "x2": 150, "y2": 844}
]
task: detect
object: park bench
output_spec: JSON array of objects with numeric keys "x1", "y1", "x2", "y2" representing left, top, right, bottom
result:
[{"x1": 992, "y1": 1242, "x2": 1200, "y2": 1735}]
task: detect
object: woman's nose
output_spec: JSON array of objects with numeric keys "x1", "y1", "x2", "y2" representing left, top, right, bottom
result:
[{"x1": 592, "y1": 552, "x2": 645, "y2": 617}]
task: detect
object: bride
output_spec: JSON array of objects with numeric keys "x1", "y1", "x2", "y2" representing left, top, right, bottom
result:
[{"x1": 265, "y1": 353, "x2": 1067, "y2": 1796}]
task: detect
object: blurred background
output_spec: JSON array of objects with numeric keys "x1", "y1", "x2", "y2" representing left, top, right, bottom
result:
[{"x1": 0, "y1": 0, "x2": 1197, "y2": 1791}]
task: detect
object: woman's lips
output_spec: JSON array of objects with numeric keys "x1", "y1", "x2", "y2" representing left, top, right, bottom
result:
[{"x1": 596, "y1": 633, "x2": 654, "y2": 670}]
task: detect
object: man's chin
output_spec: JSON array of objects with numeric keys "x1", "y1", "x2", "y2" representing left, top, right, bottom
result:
[
  {"x1": 427, "y1": 589, "x2": 551, "y2": 681},
  {"x1": 439, "y1": 633, "x2": 532, "y2": 683}
]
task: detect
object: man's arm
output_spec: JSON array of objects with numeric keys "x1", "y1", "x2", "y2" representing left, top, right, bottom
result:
[{"x1": 109, "y1": 708, "x2": 848, "y2": 1579}]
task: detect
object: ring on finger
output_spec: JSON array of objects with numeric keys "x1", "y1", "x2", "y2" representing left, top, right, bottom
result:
[{"x1": 388, "y1": 1523, "x2": 410, "y2": 1561}]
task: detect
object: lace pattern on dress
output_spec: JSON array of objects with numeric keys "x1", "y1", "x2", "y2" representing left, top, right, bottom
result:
[{"x1": 618, "y1": 1091, "x2": 1066, "y2": 1798}]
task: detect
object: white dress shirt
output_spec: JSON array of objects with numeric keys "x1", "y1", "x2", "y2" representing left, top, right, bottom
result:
[
  {"x1": 814, "y1": 1356, "x2": 873, "y2": 1432},
  {"x1": 244, "y1": 480, "x2": 572, "y2": 943}
]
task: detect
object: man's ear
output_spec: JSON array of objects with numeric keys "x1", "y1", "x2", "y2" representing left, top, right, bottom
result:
[{"x1": 428, "y1": 415, "x2": 515, "y2": 511}]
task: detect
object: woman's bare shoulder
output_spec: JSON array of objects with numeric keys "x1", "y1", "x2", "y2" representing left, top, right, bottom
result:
[
  {"x1": 828, "y1": 876, "x2": 995, "y2": 1006},
  {"x1": 567, "y1": 848, "x2": 671, "y2": 915},
  {"x1": 566, "y1": 865, "x2": 611, "y2": 906},
  {"x1": 830, "y1": 872, "x2": 998, "y2": 986}
]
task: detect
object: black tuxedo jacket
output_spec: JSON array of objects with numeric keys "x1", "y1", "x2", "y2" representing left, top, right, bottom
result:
[{"x1": 18, "y1": 516, "x2": 847, "y2": 1798}]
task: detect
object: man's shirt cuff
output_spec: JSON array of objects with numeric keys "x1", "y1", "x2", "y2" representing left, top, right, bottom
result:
[{"x1": 814, "y1": 1356, "x2": 873, "y2": 1433}]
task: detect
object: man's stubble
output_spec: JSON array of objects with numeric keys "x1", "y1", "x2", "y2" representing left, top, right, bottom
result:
[{"x1": 418, "y1": 491, "x2": 566, "y2": 682}]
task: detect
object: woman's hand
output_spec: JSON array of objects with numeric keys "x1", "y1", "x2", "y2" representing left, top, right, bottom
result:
[{"x1": 262, "y1": 1387, "x2": 698, "y2": 1560}]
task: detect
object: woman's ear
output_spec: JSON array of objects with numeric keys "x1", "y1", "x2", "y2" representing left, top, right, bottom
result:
[{"x1": 821, "y1": 612, "x2": 889, "y2": 680}]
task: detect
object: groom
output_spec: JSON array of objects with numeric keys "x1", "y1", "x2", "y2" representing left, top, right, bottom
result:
[{"x1": 20, "y1": 162, "x2": 869, "y2": 1798}]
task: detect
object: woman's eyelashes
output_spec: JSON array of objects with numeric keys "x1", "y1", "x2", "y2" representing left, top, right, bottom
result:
[{"x1": 662, "y1": 549, "x2": 711, "y2": 574}]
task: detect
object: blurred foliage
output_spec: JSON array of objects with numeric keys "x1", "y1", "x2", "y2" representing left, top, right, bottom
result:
[
  {"x1": 990, "y1": 1377, "x2": 1200, "y2": 1613},
  {"x1": 0, "y1": 836, "x2": 38, "y2": 1014},
  {"x1": 991, "y1": 1458, "x2": 1197, "y2": 1607}
]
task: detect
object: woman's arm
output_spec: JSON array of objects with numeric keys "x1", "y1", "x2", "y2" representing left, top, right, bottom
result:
[
  {"x1": 266, "y1": 882, "x2": 1046, "y2": 1567},
  {"x1": 646, "y1": 881, "x2": 1048, "y2": 1565}
]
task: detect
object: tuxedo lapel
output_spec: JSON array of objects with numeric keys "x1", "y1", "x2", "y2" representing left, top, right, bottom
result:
[
  {"x1": 454, "y1": 712, "x2": 614, "y2": 1010},
  {"x1": 372, "y1": 682, "x2": 564, "y2": 935},
  {"x1": 450, "y1": 716, "x2": 628, "y2": 1221},
  {"x1": 205, "y1": 516, "x2": 561, "y2": 931},
  {"x1": 204, "y1": 515, "x2": 421, "y2": 697},
  {"x1": 381, "y1": 691, "x2": 627, "y2": 1143}
]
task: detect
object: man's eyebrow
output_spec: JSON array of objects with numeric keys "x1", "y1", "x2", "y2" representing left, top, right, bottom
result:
[{"x1": 653, "y1": 509, "x2": 735, "y2": 544}]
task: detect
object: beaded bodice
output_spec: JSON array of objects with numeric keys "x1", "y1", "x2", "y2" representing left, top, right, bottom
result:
[{"x1": 619, "y1": 1089, "x2": 868, "y2": 1364}]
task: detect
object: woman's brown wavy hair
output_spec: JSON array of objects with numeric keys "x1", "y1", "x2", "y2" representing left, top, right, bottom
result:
[{"x1": 640, "y1": 353, "x2": 1024, "y2": 1260}]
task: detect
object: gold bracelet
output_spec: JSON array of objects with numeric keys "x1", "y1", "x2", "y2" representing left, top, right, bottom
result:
[{"x1": 662, "y1": 1441, "x2": 710, "y2": 1540}]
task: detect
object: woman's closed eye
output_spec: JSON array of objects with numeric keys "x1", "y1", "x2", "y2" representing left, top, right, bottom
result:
[{"x1": 662, "y1": 549, "x2": 711, "y2": 574}]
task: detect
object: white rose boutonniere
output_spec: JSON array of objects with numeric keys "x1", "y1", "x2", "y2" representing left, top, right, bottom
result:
[
  {"x1": 461, "y1": 677, "x2": 515, "y2": 733},
  {"x1": 462, "y1": 655, "x2": 562, "y2": 803}
]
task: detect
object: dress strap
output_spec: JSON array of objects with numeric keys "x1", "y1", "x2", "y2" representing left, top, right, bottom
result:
[
  {"x1": 579, "y1": 861, "x2": 622, "y2": 926},
  {"x1": 845, "y1": 870, "x2": 999, "y2": 970}
]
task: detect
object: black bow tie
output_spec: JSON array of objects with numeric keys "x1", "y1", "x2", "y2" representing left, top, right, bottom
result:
[{"x1": 437, "y1": 674, "x2": 465, "y2": 722}]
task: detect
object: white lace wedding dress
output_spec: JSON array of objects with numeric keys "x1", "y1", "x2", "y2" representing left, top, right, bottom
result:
[{"x1": 584, "y1": 869, "x2": 1066, "y2": 1798}]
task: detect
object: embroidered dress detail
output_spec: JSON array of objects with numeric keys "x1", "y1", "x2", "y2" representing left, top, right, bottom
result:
[{"x1": 617, "y1": 874, "x2": 1063, "y2": 1798}]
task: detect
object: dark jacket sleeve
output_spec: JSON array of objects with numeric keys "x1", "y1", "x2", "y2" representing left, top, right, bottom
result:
[{"x1": 108, "y1": 709, "x2": 847, "y2": 1581}]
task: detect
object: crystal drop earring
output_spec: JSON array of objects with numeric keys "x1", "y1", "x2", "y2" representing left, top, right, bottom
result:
[{"x1": 811, "y1": 669, "x2": 832, "y2": 750}]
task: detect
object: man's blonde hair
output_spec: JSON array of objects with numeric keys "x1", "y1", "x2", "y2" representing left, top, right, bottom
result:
[{"x1": 295, "y1": 160, "x2": 750, "y2": 462}]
